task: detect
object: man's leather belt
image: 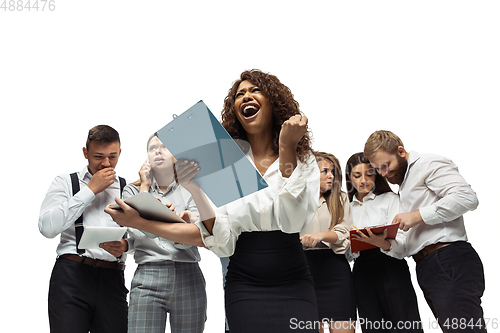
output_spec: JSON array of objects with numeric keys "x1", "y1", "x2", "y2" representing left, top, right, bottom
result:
[
  {"x1": 412, "y1": 242, "x2": 453, "y2": 262},
  {"x1": 60, "y1": 254, "x2": 125, "y2": 271}
]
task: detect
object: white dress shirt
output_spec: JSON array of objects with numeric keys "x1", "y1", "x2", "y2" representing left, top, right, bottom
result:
[
  {"x1": 350, "y1": 191, "x2": 406, "y2": 259},
  {"x1": 124, "y1": 179, "x2": 201, "y2": 264},
  {"x1": 399, "y1": 151, "x2": 479, "y2": 256},
  {"x1": 197, "y1": 154, "x2": 320, "y2": 257},
  {"x1": 38, "y1": 167, "x2": 130, "y2": 262},
  {"x1": 300, "y1": 193, "x2": 353, "y2": 254}
]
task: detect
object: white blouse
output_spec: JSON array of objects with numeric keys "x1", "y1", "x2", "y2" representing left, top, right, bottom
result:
[
  {"x1": 197, "y1": 154, "x2": 320, "y2": 257},
  {"x1": 350, "y1": 191, "x2": 406, "y2": 259},
  {"x1": 300, "y1": 193, "x2": 353, "y2": 254}
]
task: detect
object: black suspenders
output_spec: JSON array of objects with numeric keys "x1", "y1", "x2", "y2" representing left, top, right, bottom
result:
[{"x1": 70, "y1": 172, "x2": 126, "y2": 254}]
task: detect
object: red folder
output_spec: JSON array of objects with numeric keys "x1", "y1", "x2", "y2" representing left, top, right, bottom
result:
[{"x1": 349, "y1": 223, "x2": 400, "y2": 253}]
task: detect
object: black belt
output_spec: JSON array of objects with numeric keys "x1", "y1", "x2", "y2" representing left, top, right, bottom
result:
[{"x1": 60, "y1": 254, "x2": 125, "y2": 271}]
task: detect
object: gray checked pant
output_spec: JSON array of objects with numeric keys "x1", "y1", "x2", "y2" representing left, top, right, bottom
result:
[{"x1": 128, "y1": 261, "x2": 207, "y2": 333}]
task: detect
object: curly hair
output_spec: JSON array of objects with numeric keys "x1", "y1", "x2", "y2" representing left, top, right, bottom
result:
[{"x1": 221, "y1": 69, "x2": 313, "y2": 163}]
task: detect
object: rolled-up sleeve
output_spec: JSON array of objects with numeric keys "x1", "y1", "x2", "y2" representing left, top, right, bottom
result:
[
  {"x1": 384, "y1": 229, "x2": 408, "y2": 259},
  {"x1": 275, "y1": 155, "x2": 320, "y2": 233},
  {"x1": 420, "y1": 158, "x2": 479, "y2": 225},
  {"x1": 196, "y1": 206, "x2": 239, "y2": 257},
  {"x1": 38, "y1": 175, "x2": 95, "y2": 239},
  {"x1": 330, "y1": 195, "x2": 353, "y2": 254}
]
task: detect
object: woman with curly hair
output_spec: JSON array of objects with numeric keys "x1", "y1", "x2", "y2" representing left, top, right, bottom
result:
[
  {"x1": 221, "y1": 70, "x2": 313, "y2": 165},
  {"x1": 300, "y1": 152, "x2": 356, "y2": 333},
  {"x1": 206, "y1": 69, "x2": 321, "y2": 332},
  {"x1": 106, "y1": 69, "x2": 321, "y2": 332}
]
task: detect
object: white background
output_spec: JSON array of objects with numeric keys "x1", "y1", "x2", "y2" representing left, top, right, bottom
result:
[{"x1": 1, "y1": 1, "x2": 499, "y2": 332}]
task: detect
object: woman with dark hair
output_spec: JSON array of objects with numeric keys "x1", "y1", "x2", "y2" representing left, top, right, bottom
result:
[
  {"x1": 300, "y1": 152, "x2": 356, "y2": 333},
  {"x1": 346, "y1": 152, "x2": 423, "y2": 333},
  {"x1": 203, "y1": 69, "x2": 320, "y2": 332},
  {"x1": 221, "y1": 70, "x2": 312, "y2": 164},
  {"x1": 345, "y1": 153, "x2": 393, "y2": 203},
  {"x1": 106, "y1": 69, "x2": 321, "y2": 332}
]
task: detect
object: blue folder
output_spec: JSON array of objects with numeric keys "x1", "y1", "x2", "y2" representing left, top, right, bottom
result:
[{"x1": 155, "y1": 100, "x2": 268, "y2": 207}]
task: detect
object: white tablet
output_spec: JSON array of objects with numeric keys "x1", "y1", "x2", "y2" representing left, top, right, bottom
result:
[
  {"x1": 78, "y1": 226, "x2": 127, "y2": 250},
  {"x1": 109, "y1": 191, "x2": 185, "y2": 223}
]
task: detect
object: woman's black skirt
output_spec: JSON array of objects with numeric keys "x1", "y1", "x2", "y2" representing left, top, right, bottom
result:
[
  {"x1": 304, "y1": 249, "x2": 357, "y2": 322},
  {"x1": 353, "y1": 248, "x2": 423, "y2": 333},
  {"x1": 225, "y1": 230, "x2": 319, "y2": 333}
]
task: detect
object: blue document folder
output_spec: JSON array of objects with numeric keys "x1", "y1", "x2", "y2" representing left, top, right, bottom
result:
[{"x1": 155, "y1": 100, "x2": 268, "y2": 207}]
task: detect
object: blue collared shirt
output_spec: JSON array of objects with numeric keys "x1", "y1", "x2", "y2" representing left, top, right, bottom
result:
[{"x1": 124, "y1": 179, "x2": 201, "y2": 264}]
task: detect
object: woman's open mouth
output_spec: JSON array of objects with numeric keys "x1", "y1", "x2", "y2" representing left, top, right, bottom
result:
[{"x1": 241, "y1": 102, "x2": 261, "y2": 119}]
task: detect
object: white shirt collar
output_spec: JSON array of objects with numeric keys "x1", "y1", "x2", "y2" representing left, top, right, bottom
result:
[
  {"x1": 352, "y1": 190, "x2": 376, "y2": 205},
  {"x1": 407, "y1": 150, "x2": 420, "y2": 167},
  {"x1": 400, "y1": 150, "x2": 420, "y2": 188},
  {"x1": 80, "y1": 166, "x2": 94, "y2": 182}
]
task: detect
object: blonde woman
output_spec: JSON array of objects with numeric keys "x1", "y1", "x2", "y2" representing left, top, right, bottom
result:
[
  {"x1": 300, "y1": 152, "x2": 356, "y2": 333},
  {"x1": 125, "y1": 135, "x2": 206, "y2": 333}
]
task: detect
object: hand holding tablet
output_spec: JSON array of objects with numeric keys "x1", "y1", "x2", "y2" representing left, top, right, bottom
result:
[{"x1": 109, "y1": 192, "x2": 185, "y2": 223}]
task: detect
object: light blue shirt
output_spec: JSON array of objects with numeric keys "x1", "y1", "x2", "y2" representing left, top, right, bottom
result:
[{"x1": 124, "y1": 179, "x2": 201, "y2": 264}]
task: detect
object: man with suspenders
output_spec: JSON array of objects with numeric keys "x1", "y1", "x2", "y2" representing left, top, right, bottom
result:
[{"x1": 39, "y1": 125, "x2": 130, "y2": 333}]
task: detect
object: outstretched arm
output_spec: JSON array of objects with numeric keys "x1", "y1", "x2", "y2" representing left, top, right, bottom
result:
[{"x1": 104, "y1": 198, "x2": 204, "y2": 247}]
